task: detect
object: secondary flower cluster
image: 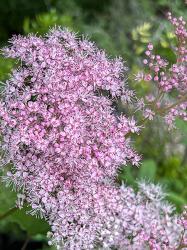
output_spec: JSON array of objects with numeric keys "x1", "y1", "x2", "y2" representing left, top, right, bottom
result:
[
  {"x1": 0, "y1": 14, "x2": 187, "y2": 250},
  {"x1": 135, "y1": 13, "x2": 187, "y2": 128}
]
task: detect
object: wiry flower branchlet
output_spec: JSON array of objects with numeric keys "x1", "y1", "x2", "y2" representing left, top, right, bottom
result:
[{"x1": 135, "y1": 13, "x2": 187, "y2": 129}]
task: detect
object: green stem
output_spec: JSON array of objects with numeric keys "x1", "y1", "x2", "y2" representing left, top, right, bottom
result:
[{"x1": 21, "y1": 235, "x2": 30, "y2": 250}]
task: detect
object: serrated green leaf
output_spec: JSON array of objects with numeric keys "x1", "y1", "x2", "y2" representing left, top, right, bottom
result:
[{"x1": 138, "y1": 23, "x2": 151, "y2": 36}]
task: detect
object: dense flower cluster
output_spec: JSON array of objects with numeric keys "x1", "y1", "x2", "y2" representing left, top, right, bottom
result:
[
  {"x1": 0, "y1": 14, "x2": 187, "y2": 250},
  {"x1": 135, "y1": 13, "x2": 187, "y2": 128},
  {"x1": 0, "y1": 28, "x2": 140, "y2": 249}
]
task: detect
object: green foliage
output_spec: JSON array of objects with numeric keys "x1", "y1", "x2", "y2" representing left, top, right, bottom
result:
[
  {"x1": 132, "y1": 22, "x2": 152, "y2": 55},
  {"x1": 119, "y1": 159, "x2": 157, "y2": 188},
  {"x1": 0, "y1": 182, "x2": 16, "y2": 214},
  {"x1": 167, "y1": 192, "x2": 186, "y2": 209},
  {"x1": 23, "y1": 9, "x2": 75, "y2": 35},
  {"x1": 0, "y1": 56, "x2": 15, "y2": 81},
  {"x1": 176, "y1": 119, "x2": 187, "y2": 145},
  {"x1": 139, "y1": 160, "x2": 157, "y2": 181},
  {"x1": 11, "y1": 207, "x2": 50, "y2": 236},
  {"x1": 0, "y1": 0, "x2": 47, "y2": 44},
  {"x1": 131, "y1": 17, "x2": 177, "y2": 63},
  {"x1": 0, "y1": 182, "x2": 49, "y2": 239}
]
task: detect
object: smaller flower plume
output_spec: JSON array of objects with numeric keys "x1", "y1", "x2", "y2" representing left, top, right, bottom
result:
[{"x1": 135, "y1": 13, "x2": 187, "y2": 129}]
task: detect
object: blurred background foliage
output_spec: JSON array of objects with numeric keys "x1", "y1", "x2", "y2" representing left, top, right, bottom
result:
[{"x1": 0, "y1": 0, "x2": 187, "y2": 249}]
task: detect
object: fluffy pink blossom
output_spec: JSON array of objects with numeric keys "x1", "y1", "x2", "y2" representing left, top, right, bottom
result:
[{"x1": 0, "y1": 28, "x2": 140, "y2": 249}]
